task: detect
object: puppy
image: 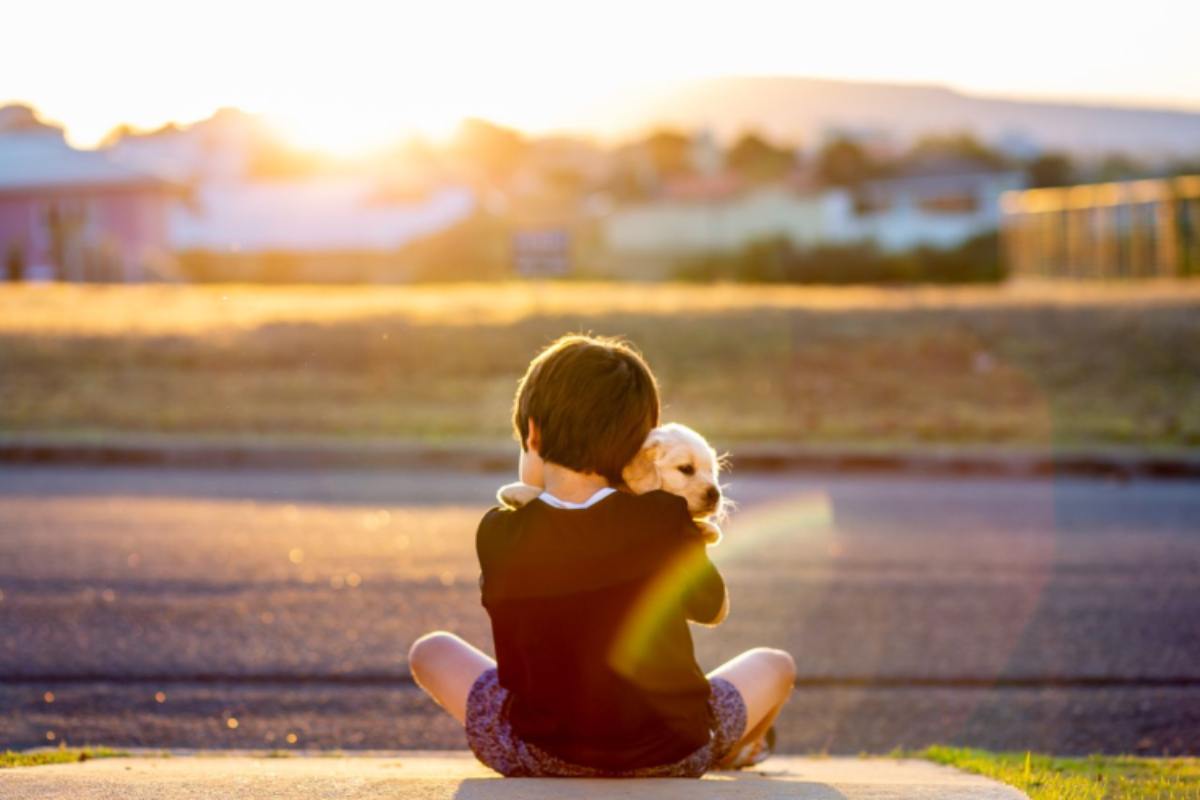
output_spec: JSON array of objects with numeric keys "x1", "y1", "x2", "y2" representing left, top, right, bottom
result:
[{"x1": 497, "y1": 422, "x2": 727, "y2": 544}]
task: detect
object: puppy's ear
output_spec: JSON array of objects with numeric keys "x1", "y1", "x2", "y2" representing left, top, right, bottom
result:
[{"x1": 622, "y1": 433, "x2": 664, "y2": 493}]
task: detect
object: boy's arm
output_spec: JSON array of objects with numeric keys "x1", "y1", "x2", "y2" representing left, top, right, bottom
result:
[
  {"x1": 475, "y1": 506, "x2": 510, "y2": 602},
  {"x1": 680, "y1": 533, "x2": 728, "y2": 626}
]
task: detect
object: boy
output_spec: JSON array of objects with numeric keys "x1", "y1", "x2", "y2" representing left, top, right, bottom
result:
[{"x1": 410, "y1": 334, "x2": 794, "y2": 777}]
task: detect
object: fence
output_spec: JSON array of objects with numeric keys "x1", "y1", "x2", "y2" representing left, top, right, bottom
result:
[{"x1": 1001, "y1": 175, "x2": 1200, "y2": 278}]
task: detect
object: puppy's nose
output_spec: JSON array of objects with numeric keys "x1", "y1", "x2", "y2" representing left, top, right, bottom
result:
[{"x1": 704, "y1": 486, "x2": 720, "y2": 505}]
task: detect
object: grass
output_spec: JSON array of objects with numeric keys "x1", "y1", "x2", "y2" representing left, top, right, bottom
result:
[
  {"x1": 920, "y1": 746, "x2": 1200, "y2": 800},
  {"x1": 2, "y1": 281, "x2": 1199, "y2": 449},
  {"x1": 0, "y1": 746, "x2": 127, "y2": 768}
]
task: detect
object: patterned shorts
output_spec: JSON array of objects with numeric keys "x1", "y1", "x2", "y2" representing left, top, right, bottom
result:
[{"x1": 464, "y1": 668, "x2": 747, "y2": 778}]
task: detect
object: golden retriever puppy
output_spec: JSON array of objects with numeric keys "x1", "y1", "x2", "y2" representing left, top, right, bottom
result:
[{"x1": 497, "y1": 422, "x2": 727, "y2": 544}]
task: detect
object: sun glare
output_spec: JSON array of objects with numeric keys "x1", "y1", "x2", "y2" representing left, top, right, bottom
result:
[
  {"x1": 5, "y1": 0, "x2": 1200, "y2": 151},
  {"x1": 266, "y1": 103, "x2": 464, "y2": 157}
]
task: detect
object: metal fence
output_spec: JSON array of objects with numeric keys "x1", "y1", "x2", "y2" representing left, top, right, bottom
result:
[{"x1": 1001, "y1": 175, "x2": 1200, "y2": 278}]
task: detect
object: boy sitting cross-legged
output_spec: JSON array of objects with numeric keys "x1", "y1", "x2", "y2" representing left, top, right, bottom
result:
[{"x1": 409, "y1": 334, "x2": 794, "y2": 777}]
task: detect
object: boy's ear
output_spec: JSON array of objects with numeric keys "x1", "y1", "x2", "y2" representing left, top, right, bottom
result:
[{"x1": 622, "y1": 434, "x2": 664, "y2": 493}]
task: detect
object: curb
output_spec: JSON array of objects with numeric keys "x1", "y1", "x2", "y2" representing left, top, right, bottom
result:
[
  {"x1": 2, "y1": 437, "x2": 1199, "y2": 479},
  {"x1": 0, "y1": 438, "x2": 516, "y2": 472}
]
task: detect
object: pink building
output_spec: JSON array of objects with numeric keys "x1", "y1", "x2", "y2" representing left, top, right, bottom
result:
[{"x1": 0, "y1": 116, "x2": 184, "y2": 282}]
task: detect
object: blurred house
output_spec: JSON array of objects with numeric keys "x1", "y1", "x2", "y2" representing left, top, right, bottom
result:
[
  {"x1": 173, "y1": 180, "x2": 474, "y2": 253},
  {"x1": 603, "y1": 173, "x2": 831, "y2": 264},
  {"x1": 0, "y1": 106, "x2": 183, "y2": 281},
  {"x1": 840, "y1": 157, "x2": 1025, "y2": 250},
  {"x1": 50, "y1": 107, "x2": 477, "y2": 282},
  {"x1": 105, "y1": 107, "x2": 263, "y2": 183},
  {"x1": 166, "y1": 176, "x2": 476, "y2": 282},
  {"x1": 600, "y1": 158, "x2": 1022, "y2": 276}
]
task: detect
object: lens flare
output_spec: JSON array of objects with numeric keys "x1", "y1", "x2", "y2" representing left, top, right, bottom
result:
[
  {"x1": 717, "y1": 490, "x2": 835, "y2": 562},
  {"x1": 607, "y1": 545, "x2": 713, "y2": 686},
  {"x1": 608, "y1": 490, "x2": 834, "y2": 683}
]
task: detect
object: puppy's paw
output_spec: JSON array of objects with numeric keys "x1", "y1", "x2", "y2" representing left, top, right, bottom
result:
[
  {"x1": 497, "y1": 482, "x2": 543, "y2": 509},
  {"x1": 693, "y1": 519, "x2": 723, "y2": 546}
]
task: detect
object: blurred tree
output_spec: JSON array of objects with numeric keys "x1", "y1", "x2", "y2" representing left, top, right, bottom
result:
[
  {"x1": 1095, "y1": 153, "x2": 1147, "y2": 182},
  {"x1": 247, "y1": 146, "x2": 327, "y2": 179},
  {"x1": 399, "y1": 211, "x2": 512, "y2": 281},
  {"x1": 454, "y1": 119, "x2": 527, "y2": 182},
  {"x1": 1026, "y1": 152, "x2": 1076, "y2": 187},
  {"x1": 99, "y1": 124, "x2": 136, "y2": 148},
  {"x1": 539, "y1": 166, "x2": 588, "y2": 196},
  {"x1": 815, "y1": 136, "x2": 877, "y2": 187},
  {"x1": 4, "y1": 244, "x2": 23, "y2": 281},
  {"x1": 906, "y1": 132, "x2": 1010, "y2": 169},
  {"x1": 393, "y1": 136, "x2": 443, "y2": 168},
  {"x1": 727, "y1": 132, "x2": 796, "y2": 181},
  {"x1": 674, "y1": 232, "x2": 1002, "y2": 285},
  {"x1": 639, "y1": 129, "x2": 693, "y2": 179},
  {"x1": 1167, "y1": 154, "x2": 1200, "y2": 176},
  {"x1": 604, "y1": 159, "x2": 654, "y2": 202}
]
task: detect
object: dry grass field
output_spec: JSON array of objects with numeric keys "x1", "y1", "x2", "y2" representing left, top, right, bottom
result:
[{"x1": 2, "y1": 280, "x2": 1198, "y2": 449}]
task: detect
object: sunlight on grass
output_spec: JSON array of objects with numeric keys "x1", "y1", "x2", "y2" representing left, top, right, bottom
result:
[
  {"x1": 1, "y1": 282, "x2": 1198, "y2": 448},
  {"x1": 921, "y1": 746, "x2": 1200, "y2": 800},
  {"x1": 1, "y1": 281, "x2": 1198, "y2": 336},
  {"x1": 0, "y1": 747, "x2": 127, "y2": 769}
]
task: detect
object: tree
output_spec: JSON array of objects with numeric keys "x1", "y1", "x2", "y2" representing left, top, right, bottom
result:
[
  {"x1": 639, "y1": 129, "x2": 693, "y2": 179},
  {"x1": 906, "y1": 132, "x2": 1010, "y2": 169},
  {"x1": 815, "y1": 136, "x2": 877, "y2": 187},
  {"x1": 453, "y1": 118, "x2": 527, "y2": 182},
  {"x1": 1026, "y1": 152, "x2": 1076, "y2": 188},
  {"x1": 1166, "y1": 154, "x2": 1200, "y2": 177},
  {"x1": 99, "y1": 124, "x2": 136, "y2": 148},
  {"x1": 1095, "y1": 153, "x2": 1147, "y2": 183},
  {"x1": 727, "y1": 132, "x2": 796, "y2": 181}
]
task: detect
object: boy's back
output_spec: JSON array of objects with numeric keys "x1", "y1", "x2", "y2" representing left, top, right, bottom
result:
[{"x1": 477, "y1": 488, "x2": 725, "y2": 771}]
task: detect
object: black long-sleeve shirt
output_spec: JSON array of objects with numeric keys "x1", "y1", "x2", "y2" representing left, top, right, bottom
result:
[{"x1": 476, "y1": 489, "x2": 727, "y2": 771}]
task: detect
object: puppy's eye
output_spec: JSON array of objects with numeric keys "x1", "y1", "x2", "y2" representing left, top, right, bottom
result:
[{"x1": 678, "y1": 464, "x2": 695, "y2": 476}]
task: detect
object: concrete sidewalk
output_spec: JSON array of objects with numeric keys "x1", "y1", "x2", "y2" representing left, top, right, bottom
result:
[{"x1": 2, "y1": 752, "x2": 1028, "y2": 799}]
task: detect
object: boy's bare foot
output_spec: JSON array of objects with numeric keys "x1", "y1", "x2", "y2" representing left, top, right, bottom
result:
[{"x1": 718, "y1": 726, "x2": 776, "y2": 770}]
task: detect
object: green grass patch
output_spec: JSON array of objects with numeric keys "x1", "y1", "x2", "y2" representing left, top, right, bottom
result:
[
  {"x1": 0, "y1": 747, "x2": 127, "y2": 769},
  {"x1": 920, "y1": 746, "x2": 1200, "y2": 799}
]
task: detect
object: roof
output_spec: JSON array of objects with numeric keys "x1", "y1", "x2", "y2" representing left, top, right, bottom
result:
[
  {"x1": 170, "y1": 180, "x2": 475, "y2": 251},
  {"x1": 0, "y1": 131, "x2": 180, "y2": 194},
  {"x1": 863, "y1": 172, "x2": 1024, "y2": 199},
  {"x1": 659, "y1": 172, "x2": 746, "y2": 202},
  {"x1": 863, "y1": 157, "x2": 1023, "y2": 196}
]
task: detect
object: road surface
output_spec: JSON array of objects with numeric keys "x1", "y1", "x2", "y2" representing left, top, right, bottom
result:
[{"x1": 1, "y1": 464, "x2": 1197, "y2": 754}]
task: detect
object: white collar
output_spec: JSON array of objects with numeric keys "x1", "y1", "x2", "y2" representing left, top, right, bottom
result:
[{"x1": 536, "y1": 486, "x2": 616, "y2": 509}]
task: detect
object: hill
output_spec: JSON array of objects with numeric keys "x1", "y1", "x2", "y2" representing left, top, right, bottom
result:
[{"x1": 586, "y1": 76, "x2": 1200, "y2": 157}]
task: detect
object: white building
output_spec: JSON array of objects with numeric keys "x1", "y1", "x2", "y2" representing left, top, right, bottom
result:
[
  {"x1": 601, "y1": 160, "x2": 1024, "y2": 266},
  {"x1": 603, "y1": 174, "x2": 834, "y2": 256},
  {"x1": 105, "y1": 108, "x2": 476, "y2": 267},
  {"x1": 171, "y1": 179, "x2": 474, "y2": 253},
  {"x1": 839, "y1": 162, "x2": 1025, "y2": 250}
]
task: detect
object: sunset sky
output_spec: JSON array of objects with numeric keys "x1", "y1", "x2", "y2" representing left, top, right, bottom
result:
[{"x1": 7, "y1": 0, "x2": 1200, "y2": 153}]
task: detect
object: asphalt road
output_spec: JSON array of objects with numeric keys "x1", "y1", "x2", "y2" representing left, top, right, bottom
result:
[{"x1": 1, "y1": 465, "x2": 1198, "y2": 755}]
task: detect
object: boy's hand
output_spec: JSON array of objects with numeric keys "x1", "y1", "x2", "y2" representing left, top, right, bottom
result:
[{"x1": 497, "y1": 482, "x2": 543, "y2": 509}]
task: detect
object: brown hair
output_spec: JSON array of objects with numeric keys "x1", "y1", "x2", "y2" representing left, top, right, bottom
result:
[{"x1": 513, "y1": 334, "x2": 660, "y2": 484}]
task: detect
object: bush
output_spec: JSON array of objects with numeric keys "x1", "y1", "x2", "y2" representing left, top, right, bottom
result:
[
  {"x1": 398, "y1": 212, "x2": 514, "y2": 282},
  {"x1": 675, "y1": 233, "x2": 1004, "y2": 284}
]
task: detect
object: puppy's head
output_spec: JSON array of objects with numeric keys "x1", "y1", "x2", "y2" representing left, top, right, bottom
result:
[{"x1": 622, "y1": 422, "x2": 725, "y2": 518}]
